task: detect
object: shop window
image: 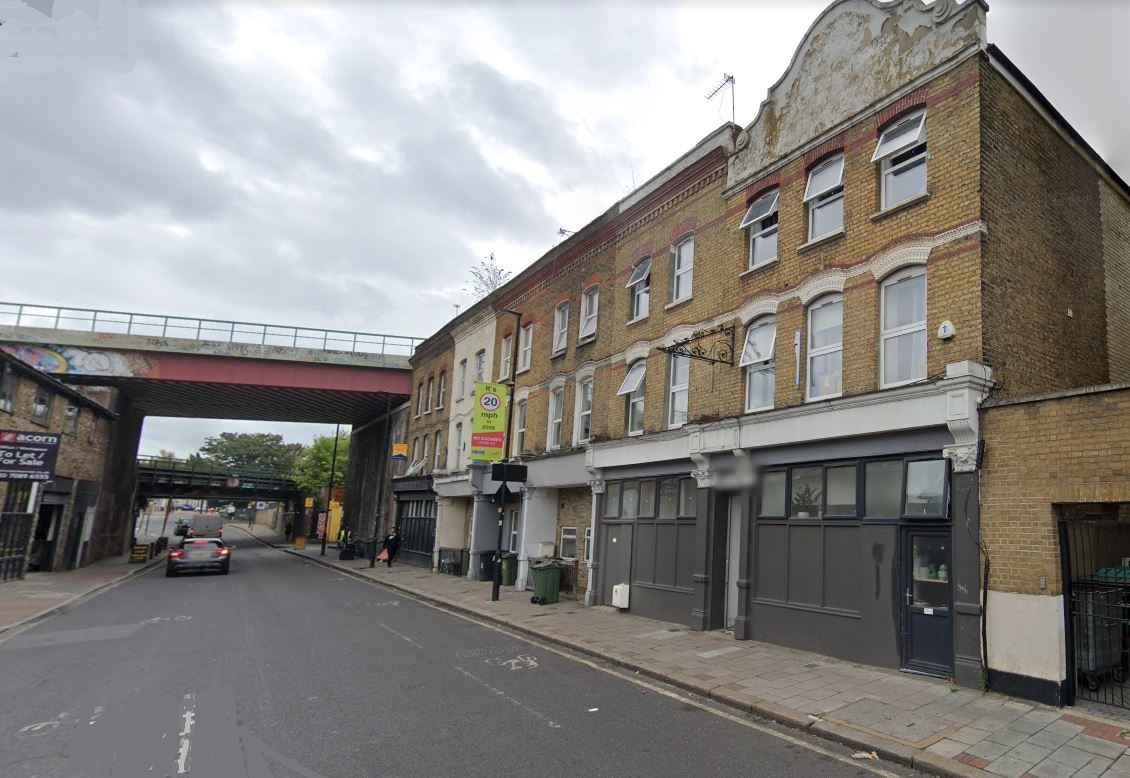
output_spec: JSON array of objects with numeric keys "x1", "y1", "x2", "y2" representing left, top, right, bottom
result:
[
  {"x1": 905, "y1": 459, "x2": 947, "y2": 516},
  {"x1": 603, "y1": 482, "x2": 621, "y2": 517},
  {"x1": 639, "y1": 480, "x2": 656, "y2": 517},
  {"x1": 790, "y1": 466, "x2": 823, "y2": 518},
  {"x1": 825, "y1": 465, "x2": 856, "y2": 516},
  {"x1": 621, "y1": 481, "x2": 640, "y2": 519},
  {"x1": 658, "y1": 478, "x2": 680, "y2": 518},
  {"x1": 560, "y1": 527, "x2": 578, "y2": 559},
  {"x1": 680, "y1": 478, "x2": 697, "y2": 517},
  {"x1": 583, "y1": 526, "x2": 593, "y2": 563},
  {"x1": 865, "y1": 461, "x2": 903, "y2": 517},
  {"x1": 759, "y1": 471, "x2": 787, "y2": 517}
]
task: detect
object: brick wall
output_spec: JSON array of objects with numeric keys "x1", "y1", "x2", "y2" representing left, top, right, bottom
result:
[
  {"x1": 980, "y1": 59, "x2": 1109, "y2": 397},
  {"x1": 980, "y1": 386, "x2": 1130, "y2": 596},
  {"x1": 406, "y1": 340, "x2": 455, "y2": 474},
  {"x1": 1101, "y1": 180, "x2": 1130, "y2": 382},
  {"x1": 556, "y1": 486, "x2": 591, "y2": 593}
]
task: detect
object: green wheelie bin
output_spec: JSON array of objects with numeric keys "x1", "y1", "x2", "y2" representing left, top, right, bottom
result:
[
  {"x1": 500, "y1": 552, "x2": 518, "y2": 587},
  {"x1": 530, "y1": 561, "x2": 561, "y2": 605}
]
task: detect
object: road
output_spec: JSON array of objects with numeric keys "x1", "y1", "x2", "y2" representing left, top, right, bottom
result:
[{"x1": 0, "y1": 536, "x2": 921, "y2": 777}]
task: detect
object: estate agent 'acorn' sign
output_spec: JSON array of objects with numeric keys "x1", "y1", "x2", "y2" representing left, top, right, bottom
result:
[{"x1": 0, "y1": 430, "x2": 61, "y2": 482}]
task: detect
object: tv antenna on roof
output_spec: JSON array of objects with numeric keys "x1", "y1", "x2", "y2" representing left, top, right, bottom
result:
[{"x1": 706, "y1": 73, "x2": 735, "y2": 125}]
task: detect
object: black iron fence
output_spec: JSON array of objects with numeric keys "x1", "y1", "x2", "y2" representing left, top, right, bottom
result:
[
  {"x1": 0, "y1": 512, "x2": 33, "y2": 582},
  {"x1": 1061, "y1": 518, "x2": 1130, "y2": 708}
]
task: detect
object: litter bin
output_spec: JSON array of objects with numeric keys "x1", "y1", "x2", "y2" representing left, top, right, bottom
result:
[
  {"x1": 530, "y1": 562, "x2": 561, "y2": 605},
  {"x1": 500, "y1": 552, "x2": 518, "y2": 587}
]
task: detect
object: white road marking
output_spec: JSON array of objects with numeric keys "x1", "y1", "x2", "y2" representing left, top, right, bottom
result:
[
  {"x1": 16, "y1": 711, "x2": 71, "y2": 736},
  {"x1": 485, "y1": 654, "x2": 538, "y2": 671},
  {"x1": 377, "y1": 622, "x2": 421, "y2": 647},
  {"x1": 89, "y1": 706, "x2": 103, "y2": 726},
  {"x1": 453, "y1": 665, "x2": 562, "y2": 729},
  {"x1": 176, "y1": 693, "x2": 194, "y2": 775}
]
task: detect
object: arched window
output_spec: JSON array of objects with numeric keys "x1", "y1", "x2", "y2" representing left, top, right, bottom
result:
[
  {"x1": 880, "y1": 267, "x2": 927, "y2": 387},
  {"x1": 740, "y1": 316, "x2": 776, "y2": 412},
  {"x1": 807, "y1": 294, "x2": 843, "y2": 400}
]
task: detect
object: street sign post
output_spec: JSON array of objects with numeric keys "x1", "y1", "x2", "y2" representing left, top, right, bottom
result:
[{"x1": 470, "y1": 382, "x2": 508, "y2": 461}]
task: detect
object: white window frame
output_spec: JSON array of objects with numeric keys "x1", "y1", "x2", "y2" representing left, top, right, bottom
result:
[
  {"x1": 415, "y1": 384, "x2": 424, "y2": 418},
  {"x1": 670, "y1": 235, "x2": 694, "y2": 302},
  {"x1": 626, "y1": 258, "x2": 651, "y2": 321},
  {"x1": 519, "y1": 324, "x2": 533, "y2": 371},
  {"x1": 436, "y1": 372, "x2": 446, "y2": 410},
  {"x1": 514, "y1": 399, "x2": 527, "y2": 456},
  {"x1": 579, "y1": 286, "x2": 599, "y2": 340},
  {"x1": 583, "y1": 526, "x2": 593, "y2": 564},
  {"x1": 552, "y1": 302, "x2": 569, "y2": 355},
  {"x1": 804, "y1": 154, "x2": 845, "y2": 240},
  {"x1": 667, "y1": 354, "x2": 690, "y2": 429},
  {"x1": 548, "y1": 387, "x2": 564, "y2": 450},
  {"x1": 433, "y1": 430, "x2": 442, "y2": 470},
  {"x1": 740, "y1": 189, "x2": 779, "y2": 269},
  {"x1": 411, "y1": 437, "x2": 419, "y2": 463},
  {"x1": 0, "y1": 363, "x2": 14, "y2": 413},
  {"x1": 500, "y1": 336, "x2": 512, "y2": 380},
  {"x1": 474, "y1": 350, "x2": 485, "y2": 383},
  {"x1": 454, "y1": 422, "x2": 463, "y2": 470},
  {"x1": 576, "y1": 378, "x2": 593, "y2": 444},
  {"x1": 618, "y1": 361, "x2": 646, "y2": 436},
  {"x1": 458, "y1": 360, "x2": 467, "y2": 399},
  {"x1": 422, "y1": 434, "x2": 430, "y2": 471},
  {"x1": 63, "y1": 404, "x2": 80, "y2": 436},
  {"x1": 873, "y1": 110, "x2": 927, "y2": 209},
  {"x1": 806, "y1": 294, "x2": 844, "y2": 401},
  {"x1": 559, "y1": 526, "x2": 578, "y2": 560},
  {"x1": 425, "y1": 377, "x2": 434, "y2": 414},
  {"x1": 739, "y1": 316, "x2": 777, "y2": 413},
  {"x1": 880, "y1": 267, "x2": 928, "y2": 388}
]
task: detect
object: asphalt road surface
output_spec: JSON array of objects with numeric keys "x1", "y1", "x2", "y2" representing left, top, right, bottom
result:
[{"x1": 0, "y1": 538, "x2": 922, "y2": 777}]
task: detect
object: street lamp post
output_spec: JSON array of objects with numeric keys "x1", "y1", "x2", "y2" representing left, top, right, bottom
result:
[
  {"x1": 491, "y1": 309, "x2": 523, "y2": 602},
  {"x1": 320, "y1": 423, "x2": 342, "y2": 557}
]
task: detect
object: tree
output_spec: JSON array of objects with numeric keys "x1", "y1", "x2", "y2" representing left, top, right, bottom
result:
[
  {"x1": 196, "y1": 432, "x2": 304, "y2": 473},
  {"x1": 156, "y1": 449, "x2": 177, "y2": 461},
  {"x1": 291, "y1": 431, "x2": 350, "y2": 496},
  {"x1": 464, "y1": 252, "x2": 511, "y2": 300}
]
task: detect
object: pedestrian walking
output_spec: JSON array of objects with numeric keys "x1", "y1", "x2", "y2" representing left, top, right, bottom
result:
[
  {"x1": 285, "y1": 521, "x2": 293, "y2": 541},
  {"x1": 381, "y1": 527, "x2": 400, "y2": 568}
]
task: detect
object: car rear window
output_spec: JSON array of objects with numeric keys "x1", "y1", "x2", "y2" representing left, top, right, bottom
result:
[{"x1": 183, "y1": 539, "x2": 223, "y2": 548}]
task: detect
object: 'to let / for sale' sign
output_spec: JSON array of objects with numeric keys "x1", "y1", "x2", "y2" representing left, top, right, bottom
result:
[
  {"x1": 0, "y1": 429, "x2": 61, "y2": 482},
  {"x1": 470, "y1": 382, "x2": 508, "y2": 462}
]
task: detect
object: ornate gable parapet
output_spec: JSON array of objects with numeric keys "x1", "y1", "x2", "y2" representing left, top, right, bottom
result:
[{"x1": 727, "y1": 0, "x2": 986, "y2": 189}]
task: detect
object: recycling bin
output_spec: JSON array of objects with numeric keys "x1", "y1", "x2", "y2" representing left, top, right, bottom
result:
[
  {"x1": 501, "y1": 552, "x2": 518, "y2": 587},
  {"x1": 530, "y1": 561, "x2": 562, "y2": 605}
]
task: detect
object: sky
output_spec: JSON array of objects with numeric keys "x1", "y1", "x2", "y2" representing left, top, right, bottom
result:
[{"x1": 4, "y1": 0, "x2": 1127, "y2": 457}]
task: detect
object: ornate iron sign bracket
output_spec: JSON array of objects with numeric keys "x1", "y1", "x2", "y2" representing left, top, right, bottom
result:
[{"x1": 655, "y1": 322, "x2": 735, "y2": 366}]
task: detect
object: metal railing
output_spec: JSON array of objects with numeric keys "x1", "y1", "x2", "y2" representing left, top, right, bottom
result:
[
  {"x1": 0, "y1": 302, "x2": 424, "y2": 357},
  {"x1": 136, "y1": 456, "x2": 299, "y2": 493}
]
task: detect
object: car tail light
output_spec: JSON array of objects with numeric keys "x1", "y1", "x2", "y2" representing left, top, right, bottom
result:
[
  {"x1": 170, "y1": 550, "x2": 184, "y2": 558},
  {"x1": 214, "y1": 548, "x2": 229, "y2": 557}
]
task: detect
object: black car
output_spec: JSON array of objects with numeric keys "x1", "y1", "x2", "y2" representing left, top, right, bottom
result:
[
  {"x1": 166, "y1": 538, "x2": 231, "y2": 577},
  {"x1": 173, "y1": 518, "x2": 190, "y2": 536}
]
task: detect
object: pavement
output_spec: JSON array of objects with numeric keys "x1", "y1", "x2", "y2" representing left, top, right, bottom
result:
[{"x1": 239, "y1": 523, "x2": 1130, "y2": 778}]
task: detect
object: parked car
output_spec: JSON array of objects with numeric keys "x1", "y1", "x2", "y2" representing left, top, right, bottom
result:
[{"x1": 166, "y1": 538, "x2": 230, "y2": 576}]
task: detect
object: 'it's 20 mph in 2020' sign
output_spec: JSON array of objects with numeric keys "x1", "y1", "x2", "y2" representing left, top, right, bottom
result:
[
  {"x1": 470, "y1": 382, "x2": 508, "y2": 462},
  {"x1": 0, "y1": 430, "x2": 61, "y2": 482}
]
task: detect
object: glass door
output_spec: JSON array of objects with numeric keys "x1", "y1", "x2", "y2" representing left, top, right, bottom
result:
[{"x1": 903, "y1": 529, "x2": 953, "y2": 675}]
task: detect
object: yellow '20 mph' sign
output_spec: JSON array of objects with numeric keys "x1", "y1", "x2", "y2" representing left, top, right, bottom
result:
[{"x1": 470, "y1": 382, "x2": 508, "y2": 461}]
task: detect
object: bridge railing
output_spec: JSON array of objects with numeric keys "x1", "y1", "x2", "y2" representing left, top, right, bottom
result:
[
  {"x1": 136, "y1": 456, "x2": 299, "y2": 493},
  {"x1": 0, "y1": 302, "x2": 423, "y2": 357}
]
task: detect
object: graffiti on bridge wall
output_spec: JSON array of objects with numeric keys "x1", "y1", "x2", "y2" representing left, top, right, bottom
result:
[{"x1": 0, "y1": 344, "x2": 154, "y2": 377}]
